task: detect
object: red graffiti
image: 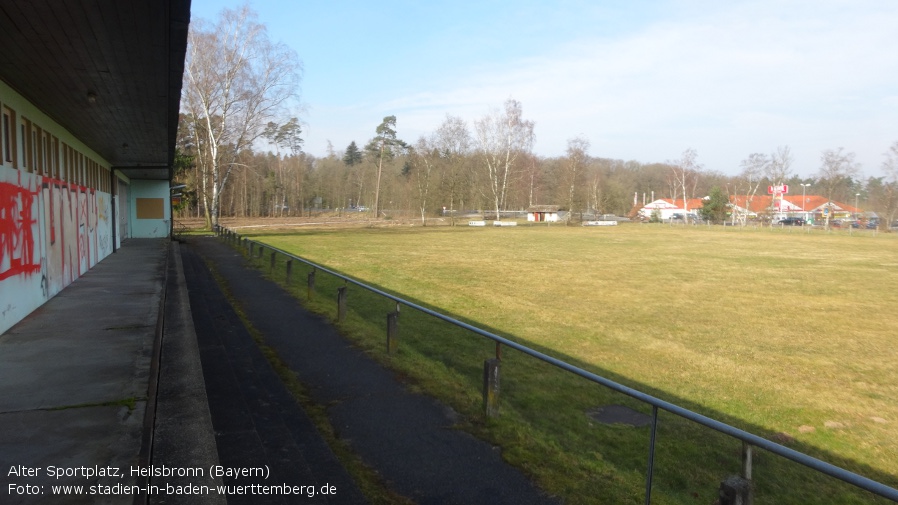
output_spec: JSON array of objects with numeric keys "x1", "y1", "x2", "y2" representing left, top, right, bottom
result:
[{"x1": 0, "y1": 177, "x2": 41, "y2": 281}]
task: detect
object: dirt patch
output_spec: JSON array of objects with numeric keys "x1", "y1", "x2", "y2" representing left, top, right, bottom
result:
[{"x1": 587, "y1": 405, "x2": 652, "y2": 427}]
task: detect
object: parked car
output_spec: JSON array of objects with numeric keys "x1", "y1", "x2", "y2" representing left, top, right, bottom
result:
[{"x1": 777, "y1": 217, "x2": 806, "y2": 226}]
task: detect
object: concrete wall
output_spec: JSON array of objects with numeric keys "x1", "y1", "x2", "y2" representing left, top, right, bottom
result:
[
  {"x1": 128, "y1": 179, "x2": 170, "y2": 238},
  {"x1": 0, "y1": 82, "x2": 116, "y2": 334},
  {"x1": 0, "y1": 167, "x2": 112, "y2": 333}
]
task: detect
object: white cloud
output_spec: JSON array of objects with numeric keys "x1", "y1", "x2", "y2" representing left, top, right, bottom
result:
[{"x1": 304, "y1": 0, "x2": 898, "y2": 175}]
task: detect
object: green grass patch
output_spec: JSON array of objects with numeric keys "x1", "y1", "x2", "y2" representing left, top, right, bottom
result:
[
  {"x1": 49, "y1": 397, "x2": 141, "y2": 412},
  {"x1": 231, "y1": 224, "x2": 898, "y2": 504}
]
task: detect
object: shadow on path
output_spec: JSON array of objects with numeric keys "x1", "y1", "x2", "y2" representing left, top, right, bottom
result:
[{"x1": 182, "y1": 236, "x2": 559, "y2": 505}]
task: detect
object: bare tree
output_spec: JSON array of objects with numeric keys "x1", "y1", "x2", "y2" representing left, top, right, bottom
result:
[
  {"x1": 588, "y1": 158, "x2": 612, "y2": 216},
  {"x1": 668, "y1": 148, "x2": 702, "y2": 221},
  {"x1": 408, "y1": 137, "x2": 437, "y2": 225},
  {"x1": 433, "y1": 115, "x2": 471, "y2": 226},
  {"x1": 182, "y1": 5, "x2": 302, "y2": 228},
  {"x1": 765, "y1": 146, "x2": 793, "y2": 222},
  {"x1": 563, "y1": 136, "x2": 590, "y2": 224},
  {"x1": 522, "y1": 153, "x2": 543, "y2": 209},
  {"x1": 766, "y1": 146, "x2": 794, "y2": 185},
  {"x1": 817, "y1": 147, "x2": 861, "y2": 229},
  {"x1": 474, "y1": 99, "x2": 535, "y2": 221},
  {"x1": 735, "y1": 153, "x2": 769, "y2": 225},
  {"x1": 880, "y1": 142, "x2": 898, "y2": 226},
  {"x1": 262, "y1": 117, "x2": 303, "y2": 216}
]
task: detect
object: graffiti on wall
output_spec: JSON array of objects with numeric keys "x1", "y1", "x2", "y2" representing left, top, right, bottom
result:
[
  {"x1": 0, "y1": 172, "x2": 41, "y2": 281},
  {"x1": 80, "y1": 190, "x2": 88, "y2": 270},
  {"x1": 1, "y1": 166, "x2": 112, "y2": 334},
  {"x1": 96, "y1": 193, "x2": 111, "y2": 257},
  {"x1": 40, "y1": 179, "x2": 101, "y2": 293},
  {"x1": 42, "y1": 179, "x2": 64, "y2": 294}
]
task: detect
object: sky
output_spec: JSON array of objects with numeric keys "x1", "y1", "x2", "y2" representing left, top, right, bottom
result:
[{"x1": 188, "y1": 0, "x2": 898, "y2": 178}]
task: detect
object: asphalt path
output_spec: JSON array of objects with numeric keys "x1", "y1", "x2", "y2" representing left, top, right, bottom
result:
[{"x1": 181, "y1": 236, "x2": 559, "y2": 505}]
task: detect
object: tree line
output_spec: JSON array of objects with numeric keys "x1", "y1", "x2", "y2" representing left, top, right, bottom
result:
[{"x1": 176, "y1": 6, "x2": 898, "y2": 229}]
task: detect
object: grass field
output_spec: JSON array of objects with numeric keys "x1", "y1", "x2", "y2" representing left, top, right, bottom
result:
[{"x1": 233, "y1": 222, "x2": 898, "y2": 504}]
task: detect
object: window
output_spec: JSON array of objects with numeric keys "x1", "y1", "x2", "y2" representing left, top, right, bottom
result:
[
  {"x1": 50, "y1": 136, "x2": 59, "y2": 179},
  {"x1": 65, "y1": 144, "x2": 72, "y2": 182},
  {"x1": 1, "y1": 106, "x2": 14, "y2": 167},
  {"x1": 32, "y1": 125, "x2": 40, "y2": 175},
  {"x1": 77, "y1": 152, "x2": 84, "y2": 185},
  {"x1": 20, "y1": 120, "x2": 28, "y2": 171},
  {"x1": 39, "y1": 129, "x2": 49, "y2": 177}
]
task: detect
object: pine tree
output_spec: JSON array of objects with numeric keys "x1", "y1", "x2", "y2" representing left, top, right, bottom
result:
[
  {"x1": 343, "y1": 141, "x2": 362, "y2": 166},
  {"x1": 699, "y1": 186, "x2": 729, "y2": 224},
  {"x1": 365, "y1": 116, "x2": 407, "y2": 216}
]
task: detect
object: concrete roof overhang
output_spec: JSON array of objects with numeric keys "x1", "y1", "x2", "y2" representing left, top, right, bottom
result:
[{"x1": 0, "y1": 1, "x2": 191, "y2": 181}]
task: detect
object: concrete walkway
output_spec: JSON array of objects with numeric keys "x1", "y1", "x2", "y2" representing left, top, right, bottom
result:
[{"x1": 0, "y1": 239, "x2": 221, "y2": 505}]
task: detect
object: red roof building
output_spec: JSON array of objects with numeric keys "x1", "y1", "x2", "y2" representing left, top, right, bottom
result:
[{"x1": 638, "y1": 195, "x2": 861, "y2": 222}]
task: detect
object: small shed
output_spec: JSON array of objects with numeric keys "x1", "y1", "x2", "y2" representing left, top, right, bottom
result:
[{"x1": 527, "y1": 205, "x2": 560, "y2": 222}]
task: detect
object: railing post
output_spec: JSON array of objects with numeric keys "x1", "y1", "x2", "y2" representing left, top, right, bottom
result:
[
  {"x1": 719, "y1": 477, "x2": 752, "y2": 505},
  {"x1": 257, "y1": 245, "x2": 264, "y2": 259},
  {"x1": 386, "y1": 308, "x2": 399, "y2": 355},
  {"x1": 336, "y1": 286, "x2": 347, "y2": 322},
  {"x1": 645, "y1": 405, "x2": 658, "y2": 505},
  {"x1": 249, "y1": 241, "x2": 255, "y2": 257},
  {"x1": 308, "y1": 268, "x2": 316, "y2": 300},
  {"x1": 718, "y1": 443, "x2": 753, "y2": 505},
  {"x1": 482, "y1": 358, "x2": 500, "y2": 418},
  {"x1": 742, "y1": 442, "x2": 754, "y2": 505},
  {"x1": 269, "y1": 251, "x2": 276, "y2": 273},
  {"x1": 285, "y1": 260, "x2": 293, "y2": 285}
]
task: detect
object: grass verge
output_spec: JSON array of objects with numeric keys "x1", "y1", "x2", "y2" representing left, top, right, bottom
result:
[{"x1": 227, "y1": 224, "x2": 897, "y2": 504}]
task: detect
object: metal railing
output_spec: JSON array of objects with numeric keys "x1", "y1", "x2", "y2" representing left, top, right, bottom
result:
[{"x1": 214, "y1": 225, "x2": 898, "y2": 504}]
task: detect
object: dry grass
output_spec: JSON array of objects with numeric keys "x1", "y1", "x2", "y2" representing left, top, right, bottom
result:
[{"x1": 241, "y1": 222, "x2": 898, "y2": 502}]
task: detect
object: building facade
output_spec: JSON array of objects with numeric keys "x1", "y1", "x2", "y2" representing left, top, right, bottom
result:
[{"x1": 0, "y1": 1, "x2": 190, "y2": 334}]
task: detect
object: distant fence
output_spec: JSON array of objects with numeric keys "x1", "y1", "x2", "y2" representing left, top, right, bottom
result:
[{"x1": 215, "y1": 225, "x2": 898, "y2": 504}]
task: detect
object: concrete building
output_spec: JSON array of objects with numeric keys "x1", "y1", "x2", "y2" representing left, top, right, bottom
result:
[
  {"x1": 0, "y1": 1, "x2": 191, "y2": 333},
  {"x1": 637, "y1": 198, "x2": 705, "y2": 220},
  {"x1": 526, "y1": 205, "x2": 560, "y2": 222}
]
